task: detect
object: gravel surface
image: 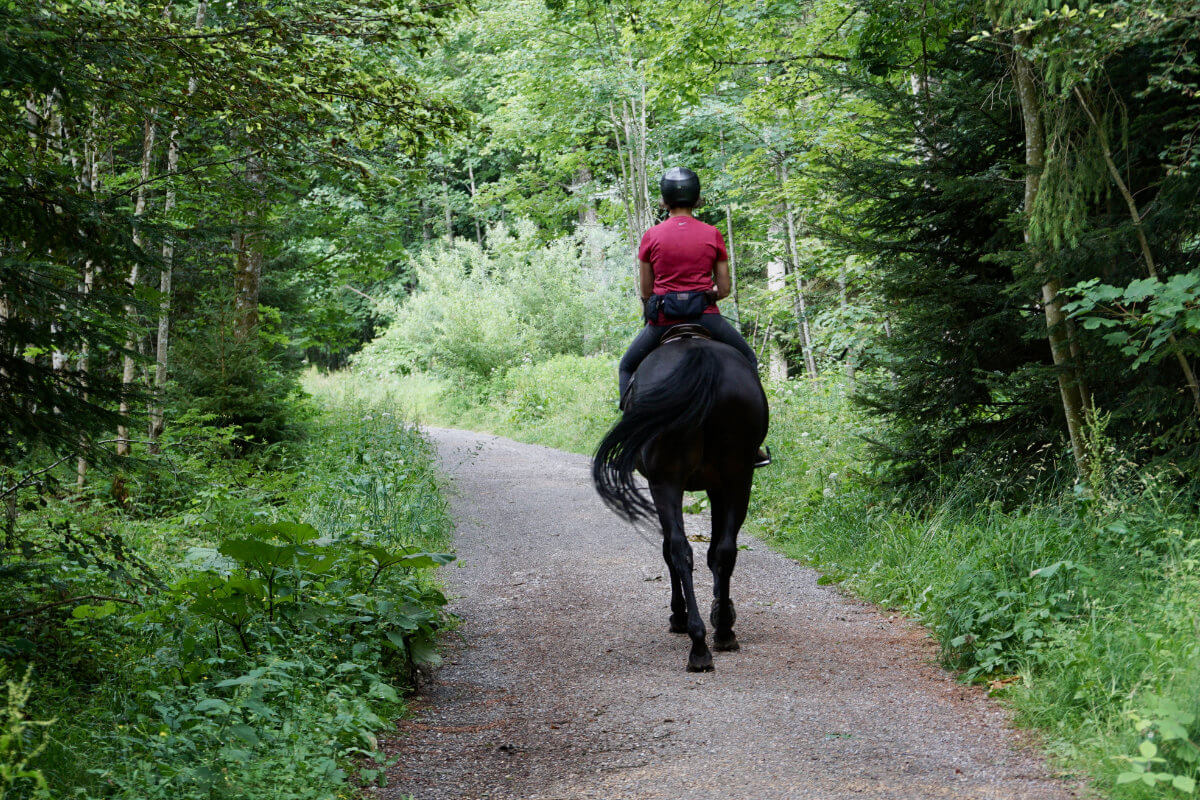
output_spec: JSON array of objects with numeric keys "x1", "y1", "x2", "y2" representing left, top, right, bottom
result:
[{"x1": 381, "y1": 427, "x2": 1080, "y2": 800}]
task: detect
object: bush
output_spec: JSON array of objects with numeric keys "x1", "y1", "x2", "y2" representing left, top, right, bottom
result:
[{"x1": 356, "y1": 221, "x2": 639, "y2": 383}]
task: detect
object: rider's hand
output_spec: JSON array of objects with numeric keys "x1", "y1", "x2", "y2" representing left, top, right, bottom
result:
[{"x1": 704, "y1": 289, "x2": 719, "y2": 304}]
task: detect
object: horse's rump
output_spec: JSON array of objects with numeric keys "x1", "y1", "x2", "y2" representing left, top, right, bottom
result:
[{"x1": 592, "y1": 339, "x2": 764, "y2": 521}]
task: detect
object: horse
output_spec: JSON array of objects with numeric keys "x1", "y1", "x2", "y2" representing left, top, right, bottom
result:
[{"x1": 592, "y1": 331, "x2": 768, "y2": 672}]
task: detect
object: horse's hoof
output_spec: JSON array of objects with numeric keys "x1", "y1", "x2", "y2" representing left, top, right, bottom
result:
[
  {"x1": 687, "y1": 648, "x2": 714, "y2": 672},
  {"x1": 669, "y1": 614, "x2": 689, "y2": 634},
  {"x1": 713, "y1": 632, "x2": 740, "y2": 652}
]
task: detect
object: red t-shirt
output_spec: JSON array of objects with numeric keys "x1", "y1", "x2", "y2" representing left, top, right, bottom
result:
[{"x1": 638, "y1": 216, "x2": 727, "y2": 325}]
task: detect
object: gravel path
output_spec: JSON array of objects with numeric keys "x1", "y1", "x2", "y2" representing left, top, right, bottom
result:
[{"x1": 381, "y1": 428, "x2": 1080, "y2": 800}]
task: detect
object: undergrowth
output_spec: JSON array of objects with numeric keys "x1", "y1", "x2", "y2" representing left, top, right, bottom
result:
[{"x1": 2, "y1": 398, "x2": 453, "y2": 799}]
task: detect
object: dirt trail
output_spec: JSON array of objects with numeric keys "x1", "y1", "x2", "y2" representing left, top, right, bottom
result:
[{"x1": 381, "y1": 428, "x2": 1079, "y2": 800}]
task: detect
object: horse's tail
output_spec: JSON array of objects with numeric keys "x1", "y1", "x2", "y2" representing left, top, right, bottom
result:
[{"x1": 592, "y1": 346, "x2": 721, "y2": 521}]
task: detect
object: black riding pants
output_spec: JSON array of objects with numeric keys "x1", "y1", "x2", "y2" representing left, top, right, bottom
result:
[{"x1": 618, "y1": 315, "x2": 759, "y2": 398}]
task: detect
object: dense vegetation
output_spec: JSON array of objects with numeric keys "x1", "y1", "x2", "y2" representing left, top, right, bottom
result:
[{"x1": 8, "y1": 0, "x2": 1200, "y2": 797}]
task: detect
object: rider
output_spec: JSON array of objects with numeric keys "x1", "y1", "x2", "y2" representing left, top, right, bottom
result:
[{"x1": 619, "y1": 167, "x2": 770, "y2": 467}]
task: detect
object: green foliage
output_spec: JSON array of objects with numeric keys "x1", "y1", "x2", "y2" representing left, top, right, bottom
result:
[
  {"x1": 1117, "y1": 698, "x2": 1200, "y2": 794},
  {"x1": 0, "y1": 669, "x2": 51, "y2": 800},
  {"x1": 1, "y1": 396, "x2": 453, "y2": 798},
  {"x1": 1067, "y1": 273, "x2": 1200, "y2": 371},
  {"x1": 357, "y1": 221, "x2": 638, "y2": 382},
  {"x1": 169, "y1": 314, "x2": 306, "y2": 447}
]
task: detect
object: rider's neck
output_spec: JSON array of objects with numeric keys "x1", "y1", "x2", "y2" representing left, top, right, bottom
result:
[{"x1": 667, "y1": 208, "x2": 694, "y2": 219}]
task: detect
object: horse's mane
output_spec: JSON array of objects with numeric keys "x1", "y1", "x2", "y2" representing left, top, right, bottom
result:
[{"x1": 592, "y1": 345, "x2": 721, "y2": 521}]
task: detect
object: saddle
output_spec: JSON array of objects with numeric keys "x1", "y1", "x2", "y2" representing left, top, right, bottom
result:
[
  {"x1": 620, "y1": 325, "x2": 713, "y2": 411},
  {"x1": 659, "y1": 323, "x2": 712, "y2": 346}
]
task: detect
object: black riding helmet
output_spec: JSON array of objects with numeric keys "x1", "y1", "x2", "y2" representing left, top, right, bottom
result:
[{"x1": 660, "y1": 167, "x2": 700, "y2": 208}]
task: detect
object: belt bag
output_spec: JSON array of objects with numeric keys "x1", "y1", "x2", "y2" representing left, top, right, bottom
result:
[{"x1": 646, "y1": 291, "x2": 708, "y2": 323}]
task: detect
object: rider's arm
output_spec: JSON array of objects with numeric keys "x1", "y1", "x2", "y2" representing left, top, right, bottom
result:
[
  {"x1": 711, "y1": 259, "x2": 732, "y2": 300},
  {"x1": 639, "y1": 259, "x2": 654, "y2": 301}
]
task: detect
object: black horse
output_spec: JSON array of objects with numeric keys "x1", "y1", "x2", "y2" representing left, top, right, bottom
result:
[{"x1": 593, "y1": 332, "x2": 768, "y2": 671}]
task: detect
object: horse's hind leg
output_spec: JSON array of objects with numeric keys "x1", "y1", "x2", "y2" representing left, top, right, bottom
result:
[
  {"x1": 707, "y1": 474, "x2": 752, "y2": 652},
  {"x1": 663, "y1": 536, "x2": 688, "y2": 634},
  {"x1": 650, "y1": 481, "x2": 712, "y2": 672}
]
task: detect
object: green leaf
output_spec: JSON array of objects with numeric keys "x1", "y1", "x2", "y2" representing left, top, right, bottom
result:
[
  {"x1": 397, "y1": 552, "x2": 456, "y2": 569},
  {"x1": 1124, "y1": 278, "x2": 1163, "y2": 303},
  {"x1": 1140, "y1": 740, "x2": 1158, "y2": 759},
  {"x1": 1117, "y1": 771, "x2": 1144, "y2": 784},
  {"x1": 368, "y1": 682, "x2": 400, "y2": 702},
  {"x1": 194, "y1": 698, "x2": 231, "y2": 715},
  {"x1": 409, "y1": 634, "x2": 441, "y2": 665},
  {"x1": 1173, "y1": 775, "x2": 1196, "y2": 793},
  {"x1": 247, "y1": 521, "x2": 320, "y2": 544},
  {"x1": 220, "y1": 537, "x2": 291, "y2": 568},
  {"x1": 71, "y1": 601, "x2": 118, "y2": 619},
  {"x1": 229, "y1": 724, "x2": 260, "y2": 746}
]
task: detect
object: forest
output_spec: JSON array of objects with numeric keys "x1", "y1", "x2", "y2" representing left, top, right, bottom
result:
[{"x1": 5, "y1": 0, "x2": 1200, "y2": 796}]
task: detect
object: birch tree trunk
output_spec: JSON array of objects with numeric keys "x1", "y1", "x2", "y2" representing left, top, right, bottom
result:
[
  {"x1": 149, "y1": 0, "x2": 206, "y2": 451},
  {"x1": 118, "y1": 116, "x2": 156, "y2": 456},
  {"x1": 839, "y1": 265, "x2": 856, "y2": 387},
  {"x1": 609, "y1": 81, "x2": 654, "y2": 270},
  {"x1": 724, "y1": 205, "x2": 740, "y2": 326},
  {"x1": 1013, "y1": 32, "x2": 1089, "y2": 474},
  {"x1": 467, "y1": 161, "x2": 483, "y2": 247},
  {"x1": 76, "y1": 114, "x2": 103, "y2": 489},
  {"x1": 442, "y1": 172, "x2": 453, "y2": 242},
  {"x1": 766, "y1": 217, "x2": 788, "y2": 382}
]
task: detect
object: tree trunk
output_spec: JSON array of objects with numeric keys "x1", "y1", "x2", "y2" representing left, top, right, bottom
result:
[
  {"x1": 1013, "y1": 32, "x2": 1089, "y2": 474},
  {"x1": 779, "y1": 163, "x2": 818, "y2": 378},
  {"x1": 118, "y1": 116, "x2": 156, "y2": 456},
  {"x1": 420, "y1": 197, "x2": 432, "y2": 243},
  {"x1": 149, "y1": 1, "x2": 206, "y2": 451},
  {"x1": 442, "y1": 172, "x2": 453, "y2": 242},
  {"x1": 467, "y1": 161, "x2": 483, "y2": 247},
  {"x1": 77, "y1": 114, "x2": 102, "y2": 489},
  {"x1": 234, "y1": 155, "x2": 266, "y2": 339},
  {"x1": 839, "y1": 265, "x2": 857, "y2": 387},
  {"x1": 610, "y1": 86, "x2": 653, "y2": 270},
  {"x1": 572, "y1": 166, "x2": 598, "y2": 227},
  {"x1": 724, "y1": 205, "x2": 740, "y2": 326},
  {"x1": 766, "y1": 217, "x2": 788, "y2": 382}
]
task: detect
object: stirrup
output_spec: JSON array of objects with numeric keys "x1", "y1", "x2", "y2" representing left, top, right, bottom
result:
[{"x1": 753, "y1": 446, "x2": 772, "y2": 469}]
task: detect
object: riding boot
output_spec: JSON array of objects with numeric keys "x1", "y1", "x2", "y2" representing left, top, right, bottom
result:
[{"x1": 618, "y1": 370, "x2": 634, "y2": 411}]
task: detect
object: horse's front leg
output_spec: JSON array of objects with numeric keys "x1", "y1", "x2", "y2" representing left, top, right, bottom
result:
[{"x1": 650, "y1": 481, "x2": 711, "y2": 672}]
